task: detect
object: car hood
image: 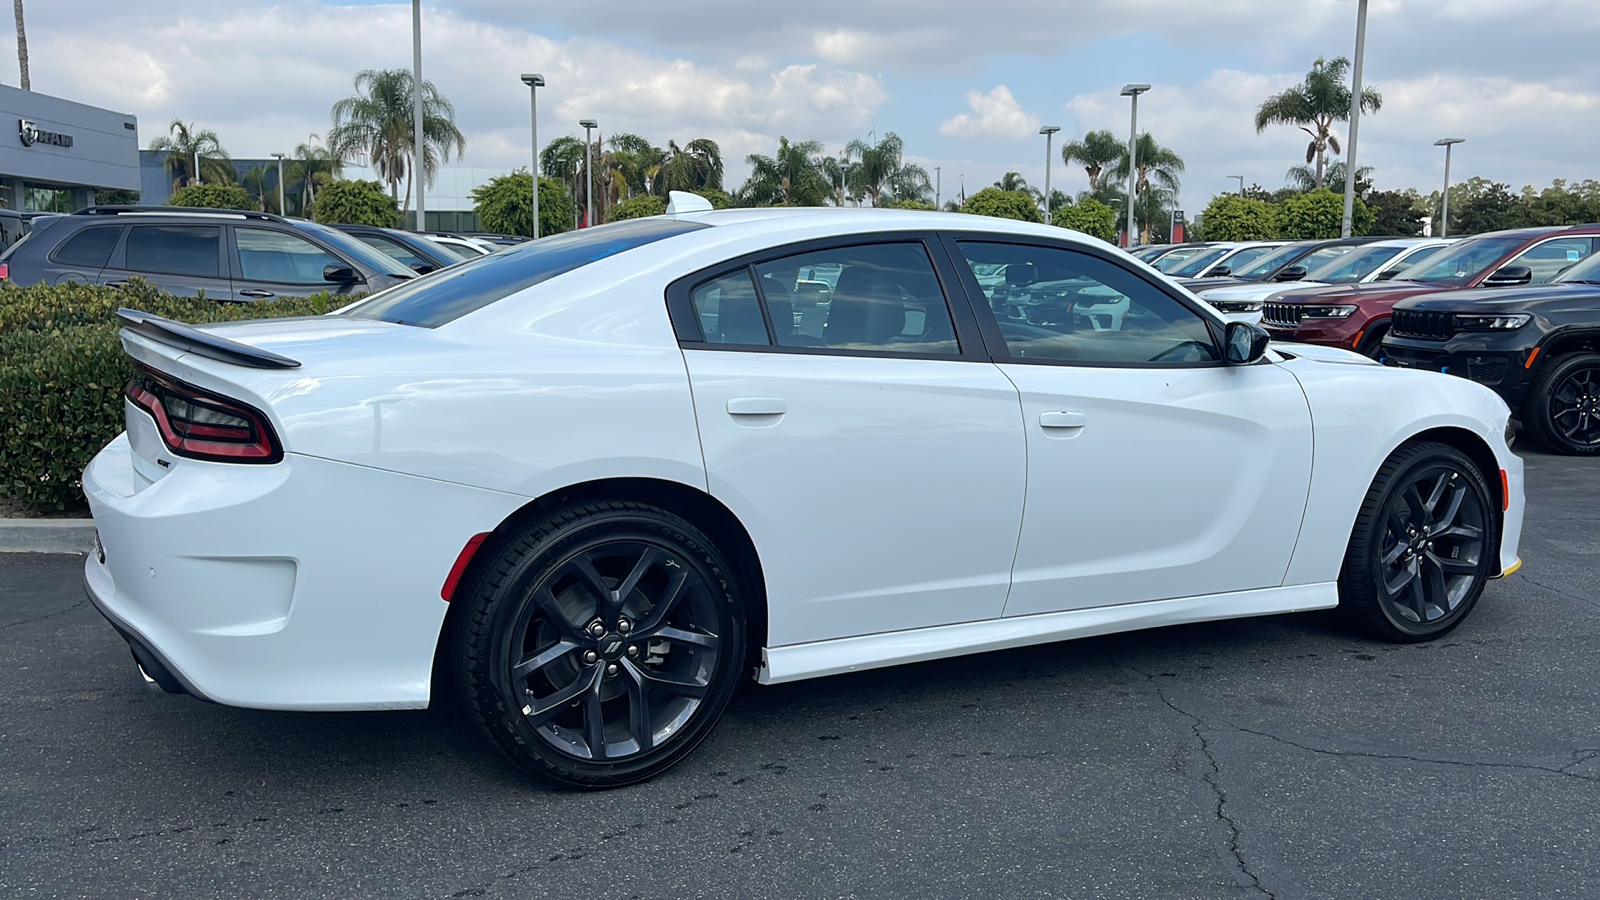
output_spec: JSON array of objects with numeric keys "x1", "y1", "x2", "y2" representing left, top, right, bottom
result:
[
  {"x1": 1199, "y1": 280, "x2": 1328, "y2": 302},
  {"x1": 1271, "y1": 281, "x2": 1451, "y2": 305},
  {"x1": 1177, "y1": 276, "x2": 1245, "y2": 292},
  {"x1": 1271, "y1": 341, "x2": 1382, "y2": 366},
  {"x1": 1396, "y1": 282, "x2": 1600, "y2": 313}
]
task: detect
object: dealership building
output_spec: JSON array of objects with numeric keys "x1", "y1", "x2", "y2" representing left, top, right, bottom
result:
[{"x1": 0, "y1": 84, "x2": 139, "y2": 212}]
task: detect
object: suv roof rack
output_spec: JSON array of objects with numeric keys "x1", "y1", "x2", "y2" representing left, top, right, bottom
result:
[{"x1": 74, "y1": 206, "x2": 291, "y2": 224}]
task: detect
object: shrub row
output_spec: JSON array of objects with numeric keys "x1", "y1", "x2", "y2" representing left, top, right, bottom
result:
[{"x1": 0, "y1": 281, "x2": 354, "y2": 513}]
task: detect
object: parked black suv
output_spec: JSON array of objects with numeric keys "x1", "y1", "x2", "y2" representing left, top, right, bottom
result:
[
  {"x1": 329, "y1": 223, "x2": 468, "y2": 274},
  {"x1": 0, "y1": 206, "x2": 416, "y2": 301},
  {"x1": 1383, "y1": 248, "x2": 1600, "y2": 454}
]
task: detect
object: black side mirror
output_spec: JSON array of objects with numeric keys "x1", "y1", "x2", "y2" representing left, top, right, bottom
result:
[
  {"x1": 323, "y1": 264, "x2": 361, "y2": 283},
  {"x1": 1224, "y1": 321, "x2": 1271, "y2": 364},
  {"x1": 1483, "y1": 265, "x2": 1533, "y2": 287},
  {"x1": 1208, "y1": 264, "x2": 1231, "y2": 277},
  {"x1": 1375, "y1": 268, "x2": 1402, "y2": 281},
  {"x1": 409, "y1": 262, "x2": 437, "y2": 274},
  {"x1": 1272, "y1": 265, "x2": 1308, "y2": 282}
]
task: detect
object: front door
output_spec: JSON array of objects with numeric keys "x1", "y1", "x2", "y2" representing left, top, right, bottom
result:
[
  {"x1": 676, "y1": 238, "x2": 1027, "y2": 647},
  {"x1": 945, "y1": 237, "x2": 1315, "y2": 616}
]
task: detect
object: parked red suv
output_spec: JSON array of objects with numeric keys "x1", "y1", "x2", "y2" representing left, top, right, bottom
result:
[{"x1": 1260, "y1": 226, "x2": 1600, "y2": 356}]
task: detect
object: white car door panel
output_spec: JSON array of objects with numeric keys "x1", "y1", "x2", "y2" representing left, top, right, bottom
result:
[
  {"x1": 686, "y1": 350, "x2": 1027, "y2": 646},
  {"x1": 999, "y1": 362, "x2": 1313, "y2": 616}
]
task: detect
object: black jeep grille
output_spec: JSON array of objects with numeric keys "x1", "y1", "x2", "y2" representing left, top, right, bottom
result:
[
  {"x1": 1391, "y1": 308, "x2": 1455, "y2": 340},
  {"x1": 1261, "y1": 302, "x2": 1304, "y2": 327}
]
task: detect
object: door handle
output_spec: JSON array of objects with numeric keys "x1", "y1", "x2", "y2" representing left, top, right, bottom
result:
[
  {"x1": 238, "y1": 289, "x2": 276, "y2": 299},
  {"x1": 727, "y1": 397, "x2": 787, "y2": 416},
  {"x1": 1039, "y1": 411, "x2": 1087, "y2": 430}
]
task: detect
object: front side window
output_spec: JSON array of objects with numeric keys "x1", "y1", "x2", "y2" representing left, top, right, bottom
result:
[
  {"x1": 123, "y1": 225, "x2": 221, "y2": 278},
  {"x1": 956, "y1": 240, "x2": 1219, "y2": 365},
  {"x1": 1508, "y1": 237, "x2": 1595, "y2": 283},
  {"x1": 750, "y1": 243, "x2": 959, "y2": 354},
  {"x1": 236, "y1": 227, "x2": 346, "y2": 284}
]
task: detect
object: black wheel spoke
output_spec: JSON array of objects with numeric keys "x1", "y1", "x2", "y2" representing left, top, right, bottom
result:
[
  {"x1": 1384, "y1": 556, "x2": 1418, "y2": 596},
  {"x1": 632, "y1": 569, "x2": 691, "y2": 636},
  {"x1": 1438, "y1": 523, "x2": 1483, "y2": 541},
  {"x1": 582, "y1": 680, "x2": 607, "y2": 759},
  {"x1": 1432, "y1": 483, "x2": 1465, "y2": 531},
  {"x1": 569, "y1": 554, "x2": 619, "y2": 614},
  {"x1": 525, "y1": 666, "x2": 601, "y2": 726},
  {"x1": 622, "y1": 665, "x2": 654, "y2": 752},
  {"x1": 1431, "y1": 552, "x2": 1478, "y2": 575},
  {"x1": 653, "y1": 625, "x2": 718, "y2": 648},
  {"x1": 531, "y1": 586, "x2": 586, "y2": 642},
  {"x1": 512, "y1": 639, "x2": 578, "y2": 681},
  {"x1": 614, "y1": 546, "x2": 660, "y2": 607},
  {"x1": 1422, "y1": 473, "x2": 1449, "y2": 518},
  {"x1": 1382, "y1": 539, "x2": 1407, "y2": 566},
  {"x1": 1421, "y1": 558, "x2": 1450, "y2": 616},
  {"x1": 1406, "y1": 571, "x2": 1429, "y2": 621},
  {"x1": 623, "y1": 658, "x2": 709, "y2": 699}
]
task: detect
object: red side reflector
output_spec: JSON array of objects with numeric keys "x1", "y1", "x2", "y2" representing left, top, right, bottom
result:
[
  {"x1": 441, "y1": 533, "x2": 490, "y2": 602},
  {"x1": 1501, "y1": 470, "x2": 1509, "y2": 512},
  {"x1": 0, "y1": 262, "x2": 9, "y2": 281}
]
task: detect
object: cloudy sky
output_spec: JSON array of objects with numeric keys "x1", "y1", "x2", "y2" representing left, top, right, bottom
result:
[{"x1": 20, "y1": 0, "x2": 1600, "y2": 210}]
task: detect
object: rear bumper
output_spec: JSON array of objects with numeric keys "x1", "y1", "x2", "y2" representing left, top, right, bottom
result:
[{"x1": 82, "y1": 433, "x2": 524, "y2": 710}]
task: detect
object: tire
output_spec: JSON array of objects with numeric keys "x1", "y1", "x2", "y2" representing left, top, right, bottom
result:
[
  {"x1": 1522, "y1": 351, "x2": 1600, "y2": 455},
  {"x1": 454, "y1": 500, "x2": 746, "y2": 789},
  {"x1": 1356, "y1": 324, "x2": 1389, "y2": 360},
  {"x1": 1338, "y1": 441, "x2": 1497, "y2": 642}
]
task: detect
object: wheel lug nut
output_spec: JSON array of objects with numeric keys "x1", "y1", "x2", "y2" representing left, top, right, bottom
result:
[
  {"x1": 606, "y1": 663, "x2": 619, "y2": 676},
  {"x1": 618, "y1": 619, "x2": 632, "y2": 634},
  {"x1": 583, "y1": 650, "x2": 598, "y2": 664},
  {"x1": 588, "y1": 621, "x2": 605, "y2": 637},
  {"x1": 627, "y1": 645, "x2": 639, "y2": 657}
]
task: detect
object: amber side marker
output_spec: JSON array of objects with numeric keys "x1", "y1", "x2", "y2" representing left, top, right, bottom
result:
[
  {"x1": 1525, "y1": 346, "x2": 1542, "y2": 369},
  {"x1": 1351, "y1": 329, "x2": 1365, "y2": 349}
]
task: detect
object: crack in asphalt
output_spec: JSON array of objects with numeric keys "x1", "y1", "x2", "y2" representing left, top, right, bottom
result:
[
  {"x1": 1514, "y1": 572, "x2": 1600, "y2": 611},
  {"x1": 1228, "y1": 726, "x2": 1600, "y2": 783},
  {"x1": 1120, "y1": 661, "x2": 1277, "y2": 900},
  {"x1": 1, "y1": 598, "x2": 85, "y2": 632}
]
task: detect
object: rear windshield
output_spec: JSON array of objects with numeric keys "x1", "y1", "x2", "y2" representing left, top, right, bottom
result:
[{"x1": 340, "y1": 218, "x2": 710, "y2": 327}]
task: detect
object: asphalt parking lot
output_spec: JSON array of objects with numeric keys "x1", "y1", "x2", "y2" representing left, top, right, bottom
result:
[{"x1": 2, "y1": 449, "x2": 1597, "y2": 900}]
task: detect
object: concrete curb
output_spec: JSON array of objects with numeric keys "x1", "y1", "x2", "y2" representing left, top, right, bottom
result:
[{"x1": 0, "y1": 518, "x2": 96, "y2": 554}]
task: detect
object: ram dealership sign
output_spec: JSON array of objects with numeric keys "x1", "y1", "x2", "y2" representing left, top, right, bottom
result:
[{"x1": 19, "y1": 119, "x2": 73, "y2": 148}]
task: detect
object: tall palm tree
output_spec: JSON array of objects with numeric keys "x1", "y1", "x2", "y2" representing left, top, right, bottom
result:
[
  {"x1": 656, "y1": 138, "x2": 724, "y2": 195},
  {"x1": 147, "y1": 120, "x2": 235, "y2": 191},
  {"x1": 288, "y1": 134, "x2": 343, "y2": 216},
  {"x1": 1255, "y1": 56, "x2": 1382, "y2": 189},
  {"x1": 327, "y1": 68, "x2": 466, "y2": 213},
  {"x1": 13, "y1": 0, "x2": 29, "y2": 90},
  {"x1": 1108, "y1": 133, "x2": 1184, "y2": 243},
  {"x1": 740, "y1": 137, "x2": 829, "y2": 206},
  {"x1": 1060, "y1": 129, "x2": 1122, "y2": 192},
  {"x1": 844, "y1": 132, "x2": 929, "y2": 207},
  {"x1": 606, "y1": 132, "x2": 663, "y2": 199},
  {"x1": 992, "y1": 172, "x2": 1033, "y2": 194},
  {"x1": 541, "y1": 136, "x2": 587, "y2": 229},
  {"x1": 818, "y1": 155, "x2": 859, "y2": 206}
]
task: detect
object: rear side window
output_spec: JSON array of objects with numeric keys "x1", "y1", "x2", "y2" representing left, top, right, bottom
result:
[
  {"x1": 52, "y1": 226, "x2": 122, "y2": 269},
  {"x1": 342, "y1": 217, "x2": 709, "y2": 327},
  {"x1": 124, "y1": 226, "x2": 221, "y2": 278}
]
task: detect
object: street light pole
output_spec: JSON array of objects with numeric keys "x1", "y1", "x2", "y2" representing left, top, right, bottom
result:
[
  {"x1": 193, "y1": 149, "x2": 200, "y2": 186},
  {"x1": 1228, "y1": 174, "x2": 1245, "y2": 197},
  {"x1": 520, "y1": 74, "x2": 545, "y2": 238},
  {"x1": 1435, "y1": 138, "x2": 1465, "y2": 237},
  {"x1": 579, "y1": 119, "x2": 597, "y2": 227},
  {"x1": 271, "y1": 152, "x2": 285, "y2": 216},
  {"x1": 935, "y1": 166, "x2": 941, "y2": 210},
  {"x1": 412, "y1": 0, "x2": 426, "y2": 232},
  {"x1": 1039, "y1": 125, "x2": 1060, "y2": 225},
  {"x1": 1340, "y1": 0, "x2": 1370, "y2": 238},
  {"x1": 1120, "y1": 84, "x2": 1151, "y2": 247}
]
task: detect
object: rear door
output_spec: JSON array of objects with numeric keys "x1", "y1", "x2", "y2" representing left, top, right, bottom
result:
[
  {"x1": 672, "y1": 236, "x2": 1028, "y2": 647},
  {"x1": 41, "y1": 223, "x2": 122, "y2": 285},
  {"x1": 99, "y1": 223, "x2": 230, "y2": 298}
]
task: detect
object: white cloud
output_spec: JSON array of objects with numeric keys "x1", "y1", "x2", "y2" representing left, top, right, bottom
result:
[{"x1": 940, "y1": 86, "x2": 1038, "y2": 140}]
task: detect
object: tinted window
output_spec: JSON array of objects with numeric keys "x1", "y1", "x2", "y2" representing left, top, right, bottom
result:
[
  {"x1": 1304, "y1": 245, "x2": 1404, "y2": 283},
  {"x1": 691, "y1": 270, "x2": 771, "y2": 346},
  {"x1": 1395, "y1": 236, "x2": 1525, "y2": 285},
  {"x1": 956, "y1": 241, "x2": 1218, "y2": 365},
  {"x1": 295, "y1": 221, "x2": 416, "y2": 277},
  {"x1": 355, "y1": 234, "x2": 430, "y2": 271},
  {"x1": 1235, "y1": 243, "x2": 1311, "y2": 280},
  {"x1": 1213, "y1": 245, "x2": 1278, "y2": 273},
  {"x1": 751, "y1": 243, "x2": 958, "y2": 354},
  {"x1": 1165, "y1": 246, "x2": 1231, "y2": 277},
  {"x1": 1509, "y1": 237, "x2": 1594, "y2": 283},
  {"x1": 343, "y1": 218, "x2": 708, "y2": 327},
  {"x1": 236, "y1": 228, "x2": 347, "y2": 284},
  {"x1": 52, "y1": 226, "x2": 121, "y2": 269},
  {"x1": 124, "y1": 225, "x2": 220, "y2": 278}
]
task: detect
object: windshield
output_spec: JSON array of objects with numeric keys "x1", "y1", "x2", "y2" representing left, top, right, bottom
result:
[
  {"x1": 1165, "y1": 247, "x2": 1232, "y2": 277},
  {"x1": 1391, "y1": 236, "x2": 1525, "y2": 286},
  {"x1": 1303, "y1": 245, "x2": 1406, "y2": 283},
  {"x1": 294, "y1": 221, "x2": 417, "y2": 278},
  {"x1": 1212, "y1": 245, "x2": 1277, "y2": 273},
  {"x1": 1235, "y1": 243, "x2": 1310, "y2": 281},
  {"x1": 341, "y1": 217, "x2": 709, "y2": 327}
]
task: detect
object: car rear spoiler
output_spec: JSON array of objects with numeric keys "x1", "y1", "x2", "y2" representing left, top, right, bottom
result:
[{"x1": 116, "y1": 308, "x2": 302, "y2": 369}]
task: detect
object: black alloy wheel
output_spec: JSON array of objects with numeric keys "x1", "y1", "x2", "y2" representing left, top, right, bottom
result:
[
  {"x1": 455, "y1": 501, "x2": 744, "y2": 789},
  {"x1": 1526, "y1": 352, "x2": 1600, "y2": 455},
  {"x1": 1339, "y1": 441, "x2": 1497, "y2": 642}
]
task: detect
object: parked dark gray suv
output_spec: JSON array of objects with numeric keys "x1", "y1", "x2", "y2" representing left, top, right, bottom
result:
[{"x1": 0, "y1": 206, "x2": 416, "y2": 301}]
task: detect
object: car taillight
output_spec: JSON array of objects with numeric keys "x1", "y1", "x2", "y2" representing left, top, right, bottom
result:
[{"x1": 126, "y1": 367, "x2": 283, "y2": 463}]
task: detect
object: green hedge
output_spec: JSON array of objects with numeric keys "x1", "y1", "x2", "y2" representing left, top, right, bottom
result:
[{"x1": 0, "y1": 281, "x2": 355, "y2": 513}]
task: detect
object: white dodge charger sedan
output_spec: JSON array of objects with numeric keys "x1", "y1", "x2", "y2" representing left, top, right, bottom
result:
[{"x1": 83, "y1": 196, "x2": 1525, "y2": 789}]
